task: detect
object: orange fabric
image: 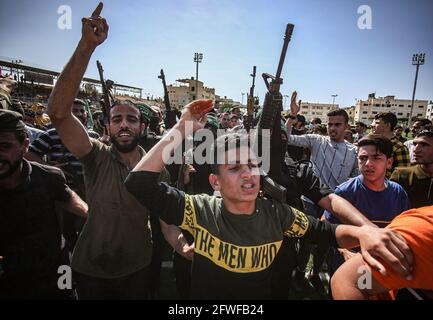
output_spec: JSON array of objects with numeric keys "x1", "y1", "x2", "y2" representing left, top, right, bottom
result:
[{"x1": 372, "y1": 206, "x2": 433, "y2": 291}]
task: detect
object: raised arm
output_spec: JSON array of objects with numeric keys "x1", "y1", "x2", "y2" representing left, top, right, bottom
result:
[
  {"x1": 132, "y1": 99, "x2": 213, "y2": 173},
  {"x1": 47, "y1": 2, "x2": 108, "y2": 158}
]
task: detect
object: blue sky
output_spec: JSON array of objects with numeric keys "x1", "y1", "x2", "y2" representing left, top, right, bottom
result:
[{"x1": 0, "y1": 0, "x2": 432, "y2": 108}]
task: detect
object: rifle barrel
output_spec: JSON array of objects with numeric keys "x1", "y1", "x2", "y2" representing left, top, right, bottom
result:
[{"x1": 275, "y1": 24, "x2": 294, "y2": 79}]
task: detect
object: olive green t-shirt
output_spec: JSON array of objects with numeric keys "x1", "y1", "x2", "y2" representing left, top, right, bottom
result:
[{"x1": 71, "y1": 139, "x2": 154, "y2": 278}]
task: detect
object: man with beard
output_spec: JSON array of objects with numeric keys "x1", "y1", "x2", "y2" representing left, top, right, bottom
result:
[
  {"x1": 0, "y1": 109, "x2": 87, "y2": 299},
  {"x1": 46, "y1": 3, "x2": 182, "y2": 299},
  {"x1": 391, "y1": 125, "x2": 433, "y2": 208},
  {"x1": 25, "y1": 99, "x2": 99, "y2": 254}
]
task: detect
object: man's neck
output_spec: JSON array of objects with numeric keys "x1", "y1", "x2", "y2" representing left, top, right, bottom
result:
[
  {"x1": 421, "y1": 163, "x2": 433, "y2": 177},
  {"x1": 117, "y1": 147, "x2": 142, "y2": 170},
  {"x1": 0, "y1": 163, "x2": 24, "y2": 190},
  {"x1": 383, "y1": 131, "x2": 394, "y2": 140},
  {"x1": 224, "y1": 200, "x2": 256, "y2": 215},
  {"x1": 362, "y1": 175, "x2": 386, "y2": 192}
]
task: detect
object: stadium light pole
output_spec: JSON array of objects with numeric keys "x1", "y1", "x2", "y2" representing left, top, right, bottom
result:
[
  {"x1": 332, "y1": 94, "x2": 338, "y2": 109},
  {"x1": 408, "y1": 53, "x2": 425, "y2": 126},
  {"x1": 194, "y1": 53, "x2": 203, "y2": 100}
]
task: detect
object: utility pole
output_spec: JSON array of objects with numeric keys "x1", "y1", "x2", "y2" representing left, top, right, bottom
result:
[
  {"x1": 194, "y1": 53, "x2": 203, "y2": 100},
  {"x1": 408, "y1": 53, "x2": 425, "y2": 126}
]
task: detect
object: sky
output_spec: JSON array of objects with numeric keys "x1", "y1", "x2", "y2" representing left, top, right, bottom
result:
[{"x1": 0, "y1": 0, "x2": 432, "y2": 109}]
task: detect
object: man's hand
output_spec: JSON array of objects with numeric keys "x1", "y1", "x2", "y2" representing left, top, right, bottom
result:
[
  {"x1": 180, "y1": 99, "x2": 213, "y2": 132},
  {"x1": 80, "y1": 2, "x2": 109, "y2": 51},
  {"x1": 176, "y1": 236, "x2": 194, "y2": 261},
  {"x1": 358, "y1": 226, "x2": 413, "y2": 279},
  {"x1": 290, "y1": 91, "x2": 301, "y2": 116},
  {"x1": 338, "y1": 248, "x2": 357, "y2": 261},
  {"x1": 183, "y1": 164, "x2": 196, "y2": 185}
]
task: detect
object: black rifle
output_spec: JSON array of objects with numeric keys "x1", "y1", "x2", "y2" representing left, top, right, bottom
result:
[
  {"x1": 245, "y1": 66, "x2": 256, "y2": 132},
  {"x1": 257, "y1": 23, "x2": 295, "y2": 202},
  {"x1": 158, "y1": 69, "x2": 177, "y2": 129},
  {"x1": 96, "y1": 60, "x2": 114, "y2": 125}
]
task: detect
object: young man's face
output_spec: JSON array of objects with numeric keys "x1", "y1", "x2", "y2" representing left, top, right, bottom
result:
[
  {"x1": 109, "y1": 104, "x2": 145, "y2": 153},
  {"x1": 210, "y1": 146, "x2": 260, "y2": 206},
  {"x1": 394, "y1": 127, "x2": 403, "y2": 137},
  {"x1": 72, "y1": 103, "x2": 87, "y2": 125},
  {"x1": 358, "y1": 145, "x2": 392, "y2": 185},
  {"x1": 0, "y1": 132, "x2": 28, "y2": 179},
  {"x1": 355, "y1": 124, "x2": 365, "y2": 134},
  {"x1": 229, "y1": 117, "x2": 239, "y2": 128},
  {"x1": 413, "y1": 135, "x2": 433, "y2": 165},
  {"x1": 327, "y1": 115, "x2": 348, "y2": 142},
  {"x1": 372, "y1": 119, "x2": 390, "y2": 135},
  {"x1": 220, "y1": 114, "x2": 229, "y2": 128},
  {"x1": 411, "y1": 121, "x2": 423, "y2": 135}
]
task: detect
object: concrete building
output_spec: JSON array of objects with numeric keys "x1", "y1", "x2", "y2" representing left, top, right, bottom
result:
[
  {"x1": 354, "y1": 94, "x2": 428, "y2": 124},
  {"x1": 345, "y1": 106, "x2": 356, "y2": 125},
  {"x1": 426, "y1": 101, "x2": 433, "y2": 121},
  {"x1": 167, "y1": 77, "x2": 215, "y2": 109},
  {"x1": 299, "y1": 102, "x2": 339, "y2": 124}
]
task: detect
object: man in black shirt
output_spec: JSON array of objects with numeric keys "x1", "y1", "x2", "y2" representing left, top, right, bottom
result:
[
  {"x1": 0, "y1": 110, "x2": 88, "y2": 299},
  {"x1": 125, "y1": 100, "x2": 414, "y2": 299}
]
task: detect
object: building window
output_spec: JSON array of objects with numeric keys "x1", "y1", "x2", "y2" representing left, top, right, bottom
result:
[
  {"x1": 397, "y1": 113, "x2": 403, "y2": 115},
  {"x1": 363, "y1": 111, "x2": 368, "y2": 114},
  {"x1": 372, "y1": 111, "x2": 377, "y2": 114},
  {"x1": 399, "y1": 104, "x2": 404, "y2": 107},
  {"x1": 418, "y1": 106, "x2": 424, "y2": 108},
  {"x1": 191, "y1": 87, "x2": 195, "y2": 92}
]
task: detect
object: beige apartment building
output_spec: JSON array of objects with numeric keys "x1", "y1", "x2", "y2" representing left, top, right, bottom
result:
[
  {"x1": 354, "y1": 94, "x2": 428, "y2": 125},
  {"x1": 166, "y1": 77, "x2": 215, "y2": 109},
  {"x1": 299, "y1": 102, "x2": 339, "y2": 124},
  {"x1": 426, "y1": 102, "x2": 433, "y2": 121}
]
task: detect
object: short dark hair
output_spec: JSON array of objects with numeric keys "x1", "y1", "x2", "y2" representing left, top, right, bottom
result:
[
  {"x1": 327, "y1": 109, "x2": 349, "y2": 123},
  {"x1": 296, "y1": 114, "x2": 306, "y2": 125},
  {"x1": 394, "y1": 125, "x2": 403, "y2": 130},
  {"x1": 358, "y1": 134, "x2": 393, "y2": 158},
  {"x1": 73, "y1": 98, "x2": 87, "y2": 107},
  {"x1": 312, "y1": 117, "x2": 321, "y2": 124},
  {"x1": 413, "y1": 118, "x2": 432, "y2": 127},
  {"x1": 210, "y1": 132, "x2": 251, "y2": 174},
  {"x1": 374, "y1": 112, "x2": 397, "y2": 130},
  {"x1": 110, "y1": 99, "x2": 143, "y2": 123},
  {"x1": 415, "y1": 124, "x2": 433, "y2": 138}
]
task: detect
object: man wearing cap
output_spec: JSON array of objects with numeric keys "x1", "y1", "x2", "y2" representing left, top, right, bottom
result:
[{"x1": 0, "y1": 109, "x2": 88, "y2": 299}]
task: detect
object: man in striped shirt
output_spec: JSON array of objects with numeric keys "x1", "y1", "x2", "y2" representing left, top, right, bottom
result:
[
  {"x1": 285, "y1": 92, "x2": 358, "y2": 191},
  {"x1": 26, "y1": 99, "x2": 99, "y2": 183}
]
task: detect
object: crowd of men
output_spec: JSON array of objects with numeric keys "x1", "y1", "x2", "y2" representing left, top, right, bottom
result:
[{"x1": 1, "y1": 3, "x2": 433, "y2": 300}]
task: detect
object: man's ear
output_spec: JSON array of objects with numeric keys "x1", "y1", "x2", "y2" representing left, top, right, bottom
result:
[
  {"x1": 22, "y1": 137, "x2": 30, "y2": 154},
  {"x1": 386, "y1": 157, "x2": 393, "y2": 170},
  {"x1": 209, "y1": 174, "x2": 220, "y2": 191}
]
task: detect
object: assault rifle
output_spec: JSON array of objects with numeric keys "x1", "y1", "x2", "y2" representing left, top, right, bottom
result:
[
  {"x1": 158, "y1": 69, "x2": 177, "y2": 129},
  {"x1": 96, "y1": 60, "x2": 114, "y2": 125},
  {"x1": 244, "y1": 66, "x2": 256, "y2": 132},
  {"x1": 257, "y1": 23, "x2": 295, "y2": 202}
]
